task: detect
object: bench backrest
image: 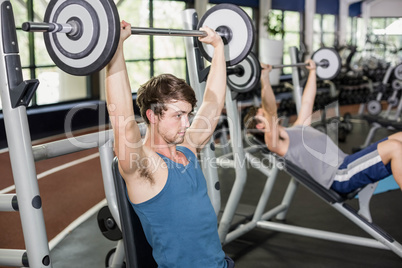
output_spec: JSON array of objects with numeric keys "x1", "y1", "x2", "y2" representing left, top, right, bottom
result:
[{"x1": 112, "y1": 157, "x2": 157, "y2": 268}]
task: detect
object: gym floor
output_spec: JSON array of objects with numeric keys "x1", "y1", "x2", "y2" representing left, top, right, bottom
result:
[{"x1": 2, "y1": 113, "x2": 402, "y2": 268}]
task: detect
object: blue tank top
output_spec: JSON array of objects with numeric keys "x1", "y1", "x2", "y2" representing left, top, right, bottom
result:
[{"x1": 130, "y1": 146, "x2": 226, "y2": 268}]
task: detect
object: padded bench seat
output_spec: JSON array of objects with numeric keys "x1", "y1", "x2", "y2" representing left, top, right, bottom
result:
[{"x1": 112, "y1": 157, "x2": 157, "y2": 268}]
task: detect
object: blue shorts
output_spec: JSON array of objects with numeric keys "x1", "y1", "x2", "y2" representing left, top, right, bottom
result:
[
  {"x1": 225, "y1": 256, "x2": 235, "y2": 268},
  {"x1": 330, "y1": 138, "x2": 392, "y2": 194}
]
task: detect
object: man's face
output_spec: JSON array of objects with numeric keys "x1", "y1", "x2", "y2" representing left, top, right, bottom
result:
[
  {"x1": 255, "y1": 108, "x2": 266, "y2": 130},
  {"x1": 155, "y1": 100, "x2": 192, "y2": 145}
]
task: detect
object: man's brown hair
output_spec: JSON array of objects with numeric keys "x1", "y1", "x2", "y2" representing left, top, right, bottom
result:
[
  {"x1": 243, "y1": 106, "x2": 266, "y2": 143},
  {"x1": 136, "y1": 74, "x2": 197, "y2": 124},
  {"x1": 243, "y1": 106, "x2": 262, "y2": 131}
]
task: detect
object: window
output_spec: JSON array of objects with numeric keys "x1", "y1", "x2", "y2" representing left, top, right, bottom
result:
[
  {"x1": 282, "y1": 11, "x2": 301, "y2": 74},
  {"x1": 339, "y1": 16, "x2": 362, "y2": 71},
  {"x1": 119, "y1": 0, "x2": 187, "y2": 93},
  {"x1": 263, "y1": 9, "x2": 302, "y2": 75},
  {"x1": 369, "y1": 17, "x2": 402, "y2": 64},
  {"x1": 313, "y1": 14, "x2": 336, "y2": 51},
  {"x1": 347, "y1": 16, "x2": 362, "y2": 47}
]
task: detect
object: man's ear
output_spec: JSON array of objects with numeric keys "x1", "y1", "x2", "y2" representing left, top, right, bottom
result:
[{"x1": 146, "y1": 109, "x2": 156, "y2": 124}]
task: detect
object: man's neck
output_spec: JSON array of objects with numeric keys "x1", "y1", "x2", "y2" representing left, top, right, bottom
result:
[{"x1": 143, "y1": 128, "x2": 179, "y2": 159}]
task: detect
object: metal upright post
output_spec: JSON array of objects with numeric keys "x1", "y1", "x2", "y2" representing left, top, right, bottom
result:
[
  {"x1": 290, "y1": 46, "x2": 303, "y2": 113},
  {"x1": 181, "y1": 9, "x2": 206, "y2": 109},
  {"x1": 0, "y1": 1, "x2": 50, "y2": 267},
  {"x1": 182, "y1": 9, "x2": 221, "y2": 216},
  {"x1": 276, "y1": 46, "x2": 301, "y2": 221},
  {"x1": 217, "y1": 92, "x2": 248, "y2": 243}
]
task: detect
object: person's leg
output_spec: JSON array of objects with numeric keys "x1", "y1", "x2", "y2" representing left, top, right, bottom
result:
[
  {"x1": 331, "y1": 137, "x2": 393, "y2": 194},
  {"x1": 388, "y1": 131, "x2": 402, "y2": 142},
  {"x1": 377, "y1": 138, "x2": 402, "y2": 190}
]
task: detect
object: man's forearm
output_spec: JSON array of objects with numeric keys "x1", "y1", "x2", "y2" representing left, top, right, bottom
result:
[
  {"x1": 261, "y1": 82, "x2": 277, "y2": 117},
  {"x1": 203, "y1": 42, "x2": 226, "y2": 107},
  {"x1": 301, "y1": 70, "x2": 317, "y2": 105}
]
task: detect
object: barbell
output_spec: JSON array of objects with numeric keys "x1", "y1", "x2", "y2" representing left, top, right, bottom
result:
[
  {"x1": 269, "y1": 47, "x2": 341, "y2": 80},
  {"x1": 226, "y1": 47, "x2": 342, "y2": 94},
  {"x1": 22, "y1": 0, "x2": 255, "y2": 76}
]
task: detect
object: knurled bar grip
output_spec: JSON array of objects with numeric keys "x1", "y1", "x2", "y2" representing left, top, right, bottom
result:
[{"x1": 131, "y1": 27, "x2": 209, "y2": 37}]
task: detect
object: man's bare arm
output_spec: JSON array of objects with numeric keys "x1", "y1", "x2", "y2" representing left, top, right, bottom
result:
[
  {"x1": 105, "y1": 21, "x2": 144, "y2": 175},
  {"x1": 294, "y1": 59, "x2": 317, "y2": 126},
  {"x1": 185, "y1": 27, "x2": 226, "y2": 150},
  {"x1": 258, "y1": 64, "x2": 282, "y2": 150}
]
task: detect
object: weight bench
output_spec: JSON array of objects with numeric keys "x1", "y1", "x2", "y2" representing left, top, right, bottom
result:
[
  {"x1": 112, "y1": 157, "x2": 157, "y2": 268},
  {"x1": 248, "y1": 136, "x2": 402, "y2": 257},
  {"x1": 362, "y1": 114, "x2": 402, "y2": 131}
]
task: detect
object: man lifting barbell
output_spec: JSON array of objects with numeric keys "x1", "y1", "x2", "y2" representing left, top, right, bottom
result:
[
  {"x1": 22, "y1": 1, "x2": 254, "y2": 266},
  {"x1": 244, "y1": 60, "x2": 402, "y2": 195},
  {"x1": 106, "y1": 20, "x2": 233, "y2": 268}
]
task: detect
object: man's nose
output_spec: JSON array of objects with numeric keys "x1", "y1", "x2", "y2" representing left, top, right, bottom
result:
[{"x1": 182, "y1": 115, "x2": 190, "y2": 128}]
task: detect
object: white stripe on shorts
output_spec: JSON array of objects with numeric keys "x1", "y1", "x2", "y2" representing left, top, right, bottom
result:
[{"x1": 333, "y1": 155, "x2": 382, "y2": 182}]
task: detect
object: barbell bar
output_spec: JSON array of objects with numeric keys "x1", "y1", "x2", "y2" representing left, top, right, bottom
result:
[
  {"x1": 227, "y1": 66, "x2": 245, "y2": 77},
  {"x1": 225, "y1": 48, "x2": 341, "y2": 94},
  {"x1": 263, "y1": 47, "x2": 341, "y2": 80},
  {"x1": 226, "y1": 60, "x2": 328, "y2": 77},
  {"x1": 22, "y1": 22, "x2": 231, "y2": 40},
  {"x1": 22, "y1": 0, "x2": 255, "y2": 76},
  {"x1": 271, "y1": 60, "x2": 329, "y2": 69}
]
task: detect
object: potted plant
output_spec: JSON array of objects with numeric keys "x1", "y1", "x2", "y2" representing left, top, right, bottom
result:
[
  {"x1": 264, "y1": 10, "x2": 285, "y2": 40},
  {"x1": 259, "y1": 10, "x2": 284, "y2": 85}
]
